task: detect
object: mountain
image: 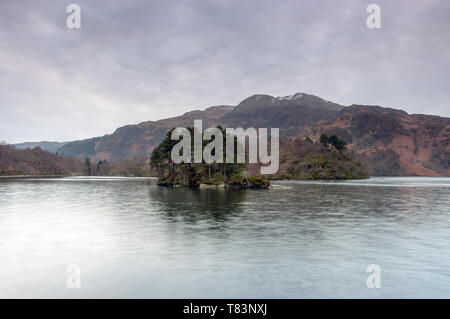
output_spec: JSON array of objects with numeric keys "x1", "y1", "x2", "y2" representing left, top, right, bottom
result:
[
  {"x1": 13, "y1": 141, "x2": 68, "y2": 153},
  {"x1": 58, "y1": 105, "x2": 234, "y2": 161},
  {"x1": 306, "y1": 105, "x2": 450, "y2": 176},
  {"x1": 0, "y1": 145, "x2": 83, "y2": 176},
  {"x1": 58, "y1": 93, "x2": 343, "y2": 161},
  {"x1": 55, "y1": 92, "x2": 449, "y2": 176},
  {"x1": 221, "y1": 93, "x2": 342, "y2": 136}
]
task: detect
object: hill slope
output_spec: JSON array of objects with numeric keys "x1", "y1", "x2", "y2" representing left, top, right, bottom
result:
[
  {"x1": 56, "y1": 93, "x2": 449, "y2": 176},
  {"x1": 306, "y1": 105, "x2": 450, "y2": 176},
  {"x1": 0, "y1": 145, "x2": 84, "y2": 176}
]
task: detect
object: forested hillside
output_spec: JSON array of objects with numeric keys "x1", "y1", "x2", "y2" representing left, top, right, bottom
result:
[{"x1": 0, "y1": 145, "x2": 84, "y2": 176}]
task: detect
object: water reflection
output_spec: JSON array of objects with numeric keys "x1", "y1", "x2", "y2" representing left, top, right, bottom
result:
[
  {"x1": 0, "y1": 177, "x2": 449, "y2": 298},
  {"x1": 147, "y1": 186, "x2": 247, "y2": 223}
]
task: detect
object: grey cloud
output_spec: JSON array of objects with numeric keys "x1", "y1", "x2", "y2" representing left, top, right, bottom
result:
[{"x1": 0, "y1": 0, "x2": 449, "y2": 143}]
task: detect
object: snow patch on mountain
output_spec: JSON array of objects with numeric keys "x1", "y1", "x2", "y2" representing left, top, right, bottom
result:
[{"x1": 278, "y1": 93, "x2": 304, "y2": 100}]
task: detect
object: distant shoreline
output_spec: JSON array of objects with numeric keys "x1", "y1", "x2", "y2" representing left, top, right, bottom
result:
[
  {"x1": 0, "y1": 175, "x2": 68, "y2": 179},
  {"x1": 1, "y1": 175, "x2": 447, "y2": 180},
  {"x1": 0, "y1": 175, "x2": 155, "y2": 179}
]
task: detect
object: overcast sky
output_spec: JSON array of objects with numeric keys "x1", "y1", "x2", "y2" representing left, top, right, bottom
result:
[{"x1": 1, "y1": 0, "x2": 449, "y2": 143}]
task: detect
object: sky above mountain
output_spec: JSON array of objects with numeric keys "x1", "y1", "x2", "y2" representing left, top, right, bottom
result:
[{"x1": 1, "y1": 0, "x2": 449, "y2": 143}]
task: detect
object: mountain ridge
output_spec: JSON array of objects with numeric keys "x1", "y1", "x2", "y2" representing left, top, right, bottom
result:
[
  {"x1": 48, "y1": 92, "x2": 449, "y2": 176},
  {"x1": 13, "y1": 141, "x2": 68, "y2": 153}
]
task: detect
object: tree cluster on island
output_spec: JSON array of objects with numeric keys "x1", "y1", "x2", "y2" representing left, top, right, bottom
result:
[
  {"x1": 319, "y1": 133, "x2": 347, "y2": 151},
  {"x1": 150, "y1": 127, "x2": 270, "y2": 189}
]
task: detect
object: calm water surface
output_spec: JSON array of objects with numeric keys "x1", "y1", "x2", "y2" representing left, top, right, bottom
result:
[{"x1": 0, "y1": 177, "x2": 449, "y2": 298}]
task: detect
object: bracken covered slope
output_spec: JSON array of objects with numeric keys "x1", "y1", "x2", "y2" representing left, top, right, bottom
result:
[{"x1": 306, "y1": 105, "x2": 450, "y2": 176}]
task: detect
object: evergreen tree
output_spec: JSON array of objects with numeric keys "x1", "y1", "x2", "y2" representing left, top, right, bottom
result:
[{"x1": 84, "y1": 157, "x2": 92, "y2": 175}]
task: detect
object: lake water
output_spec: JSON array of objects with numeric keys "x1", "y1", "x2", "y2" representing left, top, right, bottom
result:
[{"x1": 0, "y1": 176, "x2": 449, "y2": 298}]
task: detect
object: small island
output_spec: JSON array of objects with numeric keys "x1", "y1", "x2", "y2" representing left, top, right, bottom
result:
[{"x1": 150, "y1": 127, "x2": 270, "y2": 189}]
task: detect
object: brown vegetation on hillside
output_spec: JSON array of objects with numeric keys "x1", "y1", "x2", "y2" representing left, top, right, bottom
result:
[
  {"x1": 307, "y1": 105, "x2": 450, "y2": 176},
  {"x1": 0, "y1": 145, "x2": 84, "y2": 176}
]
